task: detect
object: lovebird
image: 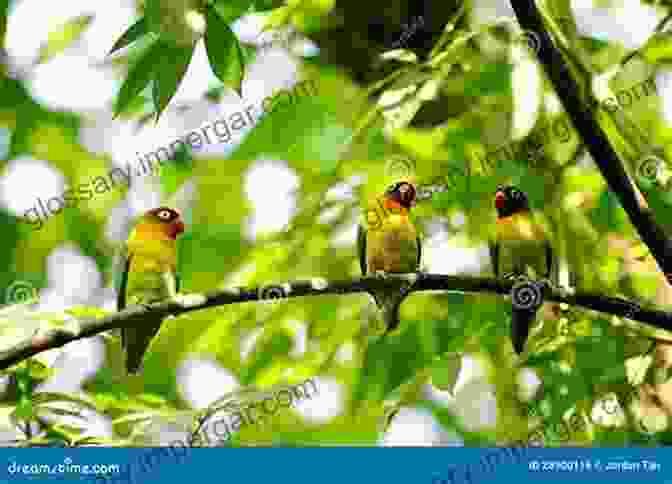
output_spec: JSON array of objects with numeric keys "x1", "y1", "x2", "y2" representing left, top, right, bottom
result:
[
  {"x1": 116, "y1": 207, "x2": 185, "y2": 374},
  {"x1": 489, "y1": 185, "x2": 553, "y2": 354},
  {"x1": 357, "y1": 181, "x2": 421, "y2": 335}
]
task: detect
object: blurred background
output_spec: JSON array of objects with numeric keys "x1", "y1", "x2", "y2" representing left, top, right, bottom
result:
[{"x1": 1, "y1": 0, "x2": 672, "y2": 447}]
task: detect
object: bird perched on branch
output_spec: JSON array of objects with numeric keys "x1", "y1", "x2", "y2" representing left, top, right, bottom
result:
[
  {"x1": 115, "y1": 207, "x2": 185, "y2": 374},
  {"x1": 357, "y1": 181, "x2": 421, "y2": 335},
  {"x1": 489, "y1": 185, "x2": 553, "y2": 354}
]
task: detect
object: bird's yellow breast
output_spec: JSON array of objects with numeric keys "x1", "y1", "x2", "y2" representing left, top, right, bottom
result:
[
  {"x1": 127, "y1": 238, "x2": 177, "y2": 273},
  {"x1": 496, "y1": 211, "x2": 543, "y2": 242},
  {"x1": 365, "y1": 201, "x2": 418, "y2": 273}
]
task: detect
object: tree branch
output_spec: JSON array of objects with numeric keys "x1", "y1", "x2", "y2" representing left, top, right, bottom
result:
[
  {"x1": 1, "y1": 274, "x2": 671, "y2": 370},
  {"x1": 510, "y1": 1, "x2": 672, "y2": 281}
]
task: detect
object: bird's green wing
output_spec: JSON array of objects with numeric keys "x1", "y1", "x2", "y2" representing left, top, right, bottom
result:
[
  {"x1": 416, "y1": 235, "x2": 422, "y2": 269},
  {"x1": 489, "y1": 241, "x2": 500, "y2": 278},
  {"x1": 175, "y1": 238, "x2": 182, "y2": 293},
  {"x1": 357, "y1": 224, "x2": 367, "y2": 276},
  {"x1": 115, "y1": 254, "x2": 131, "y2": 311},
  {"x1": 544, "y1": 241, "x2": 553, "y2": 279}
]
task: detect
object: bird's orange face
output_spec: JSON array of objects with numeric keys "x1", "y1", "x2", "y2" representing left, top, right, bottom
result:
[
  {"x1": 494, "y1": 185, "x2": 529, "y2": 218},
  {"x1": 146, "y1": 207, "x2": 185, "y2": 239}
]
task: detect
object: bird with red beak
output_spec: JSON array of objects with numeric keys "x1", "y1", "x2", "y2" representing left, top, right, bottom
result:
[
  {"x1": 115, "y1": 207, "x2": 185, "y2": 374},
  {"x1": 489, "y1": 185, "x2": 553, "y2": 355},
  {"x1": 357, "y1": 181, "x2": 422, "y2": 335}
]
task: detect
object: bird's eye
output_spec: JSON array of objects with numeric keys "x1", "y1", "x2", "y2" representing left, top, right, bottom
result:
[{"x1": 157, "y1": 210, "x2": 173, "y2": 220}]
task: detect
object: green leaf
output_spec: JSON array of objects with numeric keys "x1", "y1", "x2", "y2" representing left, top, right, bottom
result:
[
  {"x1": 463, "y1": 62, "x2": 513, "y2": 98},
  {"x1": 152, "y1": 41, "x2": 195, "y2": 119},
  {"x1": 639, "y1": 32, "x2": 672, "y2": 64},
  {"x1": 36, "y1": 405, "x2": 86, "y2": 419},
  {"x1": 37, "y1": 14, "x2": 94, "y2": 64},
  {"x1": 352, "y1": 321, "x2": 433, "y2": 409},
  {"x1": 251, "y1": 0, "x2": 276, "y2": 12},
  {"x1": 240, "y1": 329, "x2": 293, "y2": 385},
  {"x1": 160, "y1": 145, "x2": 193, "y2": 197},
  {"x1": 32, "y1": 392, "x2": 98, "y2": 411},
  {"x1": 144, "y1": 0, "x2": 163, "y2": 35},
  {"x1": 12, "y1": 400, "x2": 33, "y2": 421},
  {"x1": 430, "y1": 354, "x2": 462, "y2": 394},
  {"x1": 108, "y1": 17, "x2": 148, "y2": 55},
  {"x1": 0, "y1": 0, "x2": 9, "y2": 48},
  {"x1": 113, "y1": 39, "x2": 162, "y2": 118},
  {"x1": 204, "y1": 7, "x2": 246, "y2": 94},
  {"x1": 379, "y1": 49, "x2": 418, "y2": 63},
  {"x1": 213, "y1": 0, "x2": 253, "y2": 23}
]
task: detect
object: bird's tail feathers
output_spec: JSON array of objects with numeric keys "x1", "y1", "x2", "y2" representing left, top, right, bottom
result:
[
  {"x1": 122, "y1": 322, "x2": 162, "y2": 375},
  {"x1": 511, "y1": 308, "x2": 537, "y2": 355},
  {"x1": 368, "y1": 288, "x2": 404, "y2": 335}
]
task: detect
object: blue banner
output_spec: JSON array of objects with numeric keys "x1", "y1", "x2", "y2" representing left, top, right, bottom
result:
[{"x1": 0, "y1": 447, "x2": 670, "y2": 483}]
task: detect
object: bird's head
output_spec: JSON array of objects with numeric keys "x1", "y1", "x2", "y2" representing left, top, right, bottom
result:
[
  {"x1": 140, "y1": 207, "x2": 185, "y2": 239},
  {"x1": 385, "y1": 181, "x2": 417, "y2": 210},
  {"x1": 494, "y1": 185, "x2": 529, "y2": 217}
]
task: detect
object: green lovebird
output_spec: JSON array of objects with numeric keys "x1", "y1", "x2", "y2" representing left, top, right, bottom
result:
[
  {"x1": 357, "y1": 181, "x2": 421, "y2": 334},
  {"x1": 116, "y1": 207, "x2": 185, "y2": 374},
  {"x1": 489, "y1": 185, "x2": 553, "y2": 354}
]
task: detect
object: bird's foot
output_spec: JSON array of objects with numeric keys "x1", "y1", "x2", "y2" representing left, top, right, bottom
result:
[
  {"x1": 373, "y1": 270, "x2": 388, "y2": 279},
  {"x1": 502, "y1": 272, "x2": 526, "y2": 282}
]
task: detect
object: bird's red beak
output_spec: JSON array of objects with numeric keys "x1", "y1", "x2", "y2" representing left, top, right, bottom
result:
[
  {"x1": 495, "y1": 191, "x2": 506, "y2": 209},
  {"x1": 172, "y1": 220, "x2": 185, "y2": 237}
]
